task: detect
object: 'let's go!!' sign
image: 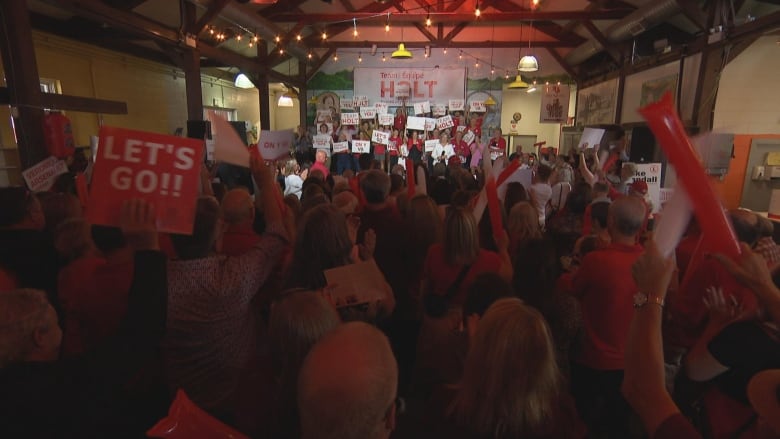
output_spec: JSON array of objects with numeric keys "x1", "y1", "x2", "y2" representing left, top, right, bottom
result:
[{"x1": 87, "y1": 126, "x2": 204, "y2": 235}]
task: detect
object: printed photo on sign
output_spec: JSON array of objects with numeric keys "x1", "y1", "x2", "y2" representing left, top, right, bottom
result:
[
  {"x1": 436, "y1": 115, "x2": 454, "y2": 130},
  {"x1": 87, "y1": 126, "x2": 203, "y2": 235},
  {"x1": 449, "y1": 99, "x2": 465, "y2": 111},
  {"x1": 378, "y1": 114, "x2": 394, "y2": 126},
  {"x1": 463, "y1": 131, "x2": 476, "y2": 145},
  {"x1": 257, "y1": 130, "x2": 294, "y2": 161},
  {"x1": 352, "y1": 140, "x2": 370, "y2": 153},
  {"x1": 317, "y1": 123, "x2": 333, "y2": 136},
  {"x1": 317, "y1": 109, "x2": 334, "y2": 123},
  {"x1": 388, "y1": 140, "x2": 398, "y2": 152},
  {"x1": 577, "y1": 128, "x2": 605, "y2": 150},
  {"x1": 432, "y1": 104, "x2": 446, "y2": 116},
  {"x1": 374, "y1": 102, "x2": 389, "y2": 115},
  {"x1": 360, "y1": 107, "x2": 377, "y2": 119},
  {"x1": 353, "y1": 95, "x2": 369, "y2": 107},
  {"x1": 424, "y1": 139, "x2": 439, "y2": 153},
  {"x1": 22, "y1": 156, "x2": 68, "y2": 192},
  {"x1": 424, "y1": 118, "x2": 437, "y2": 131},
  {"x1": 469, "y1": 101, "x2": 486, "y2": 112},
  {"x1": 313, "y1": 134, "x2": 332, "y2": 150},
  {"x1": 341, "y1": 112, "x2": 360, "y2": 126},
  {"x1": 333, "y1": 141, "x2": 349, "y2": 153},
  {"x1": 372, "y1": 130, "x2": 390, "y2": 145},
  {"x1": 406, "y1": 116, "x2": 426, "y2": 131}
]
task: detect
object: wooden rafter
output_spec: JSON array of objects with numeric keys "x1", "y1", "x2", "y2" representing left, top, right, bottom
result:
[
  {"x1": 582, "y1": 20, "x2": 621, "y2": 62},
  {"x1": 189, "y1": 0, "x2": 231, "y2": 35},
  {"x1": 546, "y1": 47, "x2": 580, "y2": 83},
  {"x1": 102, "y1": 0, "x2": 149, "y2": 11},
  {"x1": 307, "y1": 48, "x2": 336, "y2": 82},
  {"x1": 339, "y1": 0, "x2": 356, "y2": 12},
  {"x1": 413, "y1": 23, "x2": 438, "y2": 42},
  {"x1": 446, "y1": 0, "x2": 467, "y2": 12},
  {"x1": 444, "y1": 22, "x2": 469, "y2": 42},
  {"x1": 676, "y1": 0, "x2": 708, "y2": 32},
  {"x1": 268, "y1": 10, "x2": 633, "y2": 23},
  {"x1": 306, "y1": 41, "x2": 578, "y2": 49},
  {"x1": 259, "y1": 0, "x2": 308, "y2": 18}
]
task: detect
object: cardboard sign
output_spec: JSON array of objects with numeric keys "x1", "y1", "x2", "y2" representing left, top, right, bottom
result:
[
  {"x1": 341, "y1": 112, "x2": 360, "y2": 126},
  {"x1": 323, "y1": 260, "x2": 389, "y2": 308},
  {"x1": 316, "y1": 109, "x2": 334, "y2": 123},
  {"x1": 360, "y1": 107, "x2": 377, "y2": 119},
  {"x1": 436, "y1": 115, "x2": 454, "y2": 130},
  {"x1": 629, "y1": 162, "x2": 662, "y2": 213},
  {"x1": 449, "y1": 99, "x2": 465, "y2": 111},
  {"x1": 353, "y1": 95, "x2": 369, "y2": 107},
  {"x1": 387, "y1": 139, "x2": 398, "y2": 152},
  {"x1": 340, "y1": 99, "x2": 355, "y2": 111},
  {"x1": 211, "y1": 111, "x2": 250, "y2": 167},
  {"x1": 497, "y1": 168, "x2": 533, "y2": 200},
  {"x1": 257, "y1": 130, "x2": 293, "y2": 161},
  {"x1": 313, "y1": 134, "x2": 332, "y2": 150},
  {"x1": 463, "y1": 131, "x2": 476, "y2": 145},
  {"x1": 424, "y1": 139, "x2": 439, "y2": 153},
  {"x1": 333, "y1": 141, "x2": 349, "y2": 153},
  {"x1": 432, "y1": 104, "x2": 446, "y2": 116},
  {"x1": 352, "y1": 140, "x2": 371, "y2": 153},
  {"x1": 470, "y1": 101, "x2": 486, "y2": 112},
  {"x1": 22, "y1": 156, "x2": 68, "y2": 192},
  {"x1": 88, "y1": 126, "x2": 203, "y2": 235},
  {"x1": 456, "y1": 125, "x2": 466, "y2": 133},
  {"x1": 578, "y1": 128, "x2": 605, "y2": 150},
  {"x1": 378, "y1": 114, "x2": 394, "y2": 126},
  {"x1": 372, "y1": 130, "x2": 390, "y2": 145},
  {"x1": 413, "y1": 101, "x2": 431, "y2": 115},
  {"x1": 425, "y1": 118, "x2": 437, "y2": 131},
  {"x1": 374, "y1": 102, "x2": 389, "y2": 115},
  {"x1": 406, "y1": 116, "x2": 426, "y2": 131}
]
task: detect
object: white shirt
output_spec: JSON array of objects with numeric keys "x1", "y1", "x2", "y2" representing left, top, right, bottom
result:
[
  {"x1": 284, "y1": 174, "x2": 304, "y2": 199},
  {"x1": 432, "y1": 143, "x2": 455, "y2": 162},
  {"x1": 529, "y1": 182, "x2": 553, "y2": 226}
]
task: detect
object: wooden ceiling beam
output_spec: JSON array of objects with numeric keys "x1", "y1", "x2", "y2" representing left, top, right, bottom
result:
[
  {"x1": 676, "y1": 0, "x2": 708, "y2": 32},
  {"x1": 259, "y1": 0, "x2": 309, "y2": 18},
  {"x1": 546, "y1": 47, "x2": 580, "y2": 84},
  {"x1": 189, "y1": 0, "x2": 232, "y2": 35},
  {"x1": 446, "y1": 0, "x2": 467, "y2": 12},
  {"x1": 306, "y1": 41, "x2": 579, "y2": 49},
  {"x1": 267, "y1": 10, "x2": 633, "y2": 23},
  {"x1": 307, "y1": 48, "x2": 336, "y2": 82},
  {"x1": 444, "y1": 22, "x2": 469, "y2": 42},
  {"x1": 0, "y1": 87, "x2": 128, "y2": 114},
  {"x1": 582, "y1": 20, "x2": 621, "y2": 62},
  {"x1": 339, "y1": 0, "x2": 357, "y2": 12},
  {"x1": 413, "y1": 23, "x2": 438, "y2": 42}
]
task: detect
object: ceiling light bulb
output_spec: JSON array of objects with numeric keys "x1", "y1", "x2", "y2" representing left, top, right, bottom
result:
[
  {"x1": 382, "y1": 53, "x2": 386, "y2": 62},
  {"x1": 209, "y1": 28, "x2": 214, "y2": 35},
  {"x1": 475, "y1": 61, "x2": 479, "y2": 68},
  {"x1": 248, "y1": 42, "x2": 253, "y2": 48},
  {"x1": 334, "y1": 53, "x2": 338, "y2": 61},
  {"x1": 491, "y1": 68, "x2": 495, "y2": 74},
  {"x1": 426, "y1": 17, "x2": 432, "y2": 27},
  {"x1": 458, "y1": 52, "x2": 463, "y2": 60},
  {"x1": 296, "y1": 34, "x2": 302, "y2": 41},
  {"x1": 353, "y1": 29, "x2": 358, "y2": 37},
  {"x1": 322, "y1": 31, "x2": 327, "y2": 40},
  {"x1": 236, "y1": 35, "x2": 242, "y2": 41},
  {"x1": 443, "y1": 48, "x2": 447, "y2": 54},
  {"x1": 358, "y1": 54, "x2": 363, "y2": 63},
  {"x1": 475, "y1": 6, "x2": 481, "y2": 17},
  {"x1": 279, "y1": 48, "x2": 284, "y2": 55},
  {"x1": 385, "y1": 23, "x2": 390, "y2": 32},
  {"x1": 308, "y1": 52, "x2": 312, "y2": 59},
  {"x1": 505, "y1": 72, "x2": 509, "y2": 79},
  {"x1": 253, "y1": 35, "x2": 259, "y2": 42},
  {"x1": 275, "y1": 35, "x2": 280, "y2": 43}
]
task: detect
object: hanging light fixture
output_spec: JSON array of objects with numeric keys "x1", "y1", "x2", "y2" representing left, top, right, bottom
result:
[
  {"x1": 508, "y1": 75, "x2": 529, "y2": 89},
  {"x1": 518, "y1": 20, "x2": 539, "y2": 72},
  {"x1": 234, "y1": 73, "x2": 254, "y2": 89},
  {"x1": 484, "y1": 95, "x2": 497, "y2": 105},
  {"x1": 385, "y1": 13, "x2": 391, "y2": 32},
  {"x1": 392, "y1": 25, "x2": 412, "y2": 59}
]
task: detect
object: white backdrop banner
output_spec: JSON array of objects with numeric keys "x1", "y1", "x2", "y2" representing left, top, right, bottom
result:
[{"x1": 354, "y1": 67, "x2": 466, "y2": 105}]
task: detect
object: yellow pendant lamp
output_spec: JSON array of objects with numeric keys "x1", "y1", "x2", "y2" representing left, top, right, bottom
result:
[
  {"x1": 391, "y1": 43, "x2": 412, "y2": 59},
  {"x1": 508, "y1": 75, "x2": 529, "y2": 89}
]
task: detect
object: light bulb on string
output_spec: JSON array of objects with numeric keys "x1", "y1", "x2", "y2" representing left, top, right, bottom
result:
[
  {"x1": 333, "y1": 53, "x2": 338, "y2": 62},
  {"x1": 279, "y1": 47, "x2": 284, "y2": 55},
  {"x1": 443, "y1": 48, "x2": 447, "y2": 55},
  {"x1": 353, "y1": 18, "x2": 358, "y2": 38},
  {"x1": 382, "y1": 53, "x2": 386, "y2": 62},
  {"x1": 296, "y1": 34, "x2": 302, "y2": 42},
  {"x1": 505, "y1": 71, "x2": 509, "y2": 79},
  {"x1": 475, "y1": 1, "x2": 481, "y2": 17},
  {"x1": 458, "y1": 51, "x2": 463, "y2": 60},
  {"x1": 248, "y1": 41, "x2": 254, "y2": 48},
  {"x1": 491, "y1": 67, "x2": 495, "y2": 75},
  {"x1": 358, "y1": 53, "x2": 363, "y2": 63},
  {"x1": 475, "y1": 61, "x2": 480, "y2": 68},
  {"x1": 425, "y1": 9, "x2": 432, "y2": 27},
  {"x1": 322, "y1": 30, "x2": 327, "y2": 40},
  {"x1": 308, "y1": 52, "x2": 313, "y2": 59},
  {"x1": 275, "y1": 35, "x2": 280, "y2": 43},
  {"x1": 252, "y1": 35, "x2": 259, "y2": 43},
  {"x1": 236, "y1": 34, "x2": 242, "y2": 41},
  {"x1": 209, "y1": 27, "x2": 214, "y2": 35},
  {"x1": 385, "y1": 13, "x2": 391, "y2": 32}
]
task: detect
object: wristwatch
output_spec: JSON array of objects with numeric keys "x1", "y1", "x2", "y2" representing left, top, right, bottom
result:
[{"x1": 633, "y1": 292, "x2": 665, "y2": 309}]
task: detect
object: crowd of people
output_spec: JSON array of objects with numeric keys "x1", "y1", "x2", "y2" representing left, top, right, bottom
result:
[{"x1": 2, "y1": 119, "x2": 780, "y2": 439}]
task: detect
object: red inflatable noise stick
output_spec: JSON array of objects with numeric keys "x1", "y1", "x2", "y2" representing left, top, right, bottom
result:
[
  {"x1": 147, "y1": 390, "x2": 249, "y2": 439},
  {"x1": 638, "y1": 92, "x2": 740, "y2": 260},
  {"x1": 406, "y1": 158, "x2": 416, "y2": 199}
]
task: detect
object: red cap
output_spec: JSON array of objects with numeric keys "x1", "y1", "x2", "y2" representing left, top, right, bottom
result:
[{"x1": 629, "y1": 180, "x2": 648, "y2": 195}]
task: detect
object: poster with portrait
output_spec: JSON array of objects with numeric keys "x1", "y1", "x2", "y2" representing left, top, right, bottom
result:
[
  {"x1": 315, "y1": 123, "x2": 333, "y2": 136},
  {"x1": 317, "y1": 92, "x2": 340, "y2": 123},
  {"x1": 539, "y1": 84, "x2": 570, "y2": 124}
]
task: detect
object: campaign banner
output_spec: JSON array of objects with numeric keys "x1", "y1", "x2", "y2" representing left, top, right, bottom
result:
[
  {"x1": 352, "y1": 140, "x2": 371, "y2": 153},
  {"x1": 22, "y1": 156, "x2": 68, "y2": 192},
  {"x1": 333, "y1": 141, "x2": 349, "y2": 153},
  {"x1": 353, "y1": 67, "x2": 466, "y2": 106},
  {"x1": 374, "y1": 102, "x2": 389, "y2": 115},
  {"x1": 313, "y1": 134, "x2": 332, "y2": 150},
  {"x1": 372, "y1": 130, "x2": 390, "y2": 145},
  {"x1": 360, "y1": 107, "x2": 377, "y2": 119},
  {"x1": 88, "y1": 126, "x2": 203, "y2": 235},
  {"x1": 540, "y1": 84, "x2": 570, "y2": 124},
  {"x1": 340, "y1": 99, "x2": 355, "y2": 111},
  {"x1": 424, "y1": 139, "x2": 439, "y2": 153},
  {"x1": 353, "y1": 95, "x2": 369, "y2": 107},
  {"x1": 378, "y1": 114, "x2": 394, "y2": 126},
  {"x1": 470, "y1": 101, "x2": 486, "y2": 112},
  {"x1": 436, "y1": 115, "x2": 454, "y2": 130},
  {"x1": 449, "y1": 99, "x2": 465, "y2": 111},
  {"x1": 432, "y1": 104, "x2": 446, "y2": 116},
  {"x1": 425, "y1": 118, "x2": 437, "y2": 131},
  {"x1": 257, "y1": 130, "x2": 293, "y2": 161},
  {"x1": 341, "y1": 112, "x2": 360, "y2": 126},
  {"x1": 628, "y1": 162, "x2": 662, "y2": 213},
  {"x1": 406, "y1": 116, "x2": 426, "y2": 131}
]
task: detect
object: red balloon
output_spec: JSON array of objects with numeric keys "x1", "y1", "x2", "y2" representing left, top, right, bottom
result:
[
  {"x1": 147, "y1": 390, "x2": 249, "y2": 439},
  {"x1": 638, "y1": 92, "x2": 740, "y2": 260}
]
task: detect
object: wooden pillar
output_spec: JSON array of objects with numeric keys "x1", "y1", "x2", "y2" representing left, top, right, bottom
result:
[
  {"x1": 255, "y1": 42, "x2": 271, "y2": 130},
  {"x1": 182, "y1": 2, "x2": 203, "y2": 121},
  {"x1": 0, "y1": 0, "x2": 47, "y2": 169},
  {"x1": 298, "y1": 60, "x2": 307, "y2": 128}
]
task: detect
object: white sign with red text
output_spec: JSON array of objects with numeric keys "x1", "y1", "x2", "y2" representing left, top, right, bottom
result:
[
  {"x1": 449, "y1": 99, "x2": 465, "y2": 111},
  {"x1": 333, "y1": 141, "x2": 349, "y2": 153},
  {"x1": 360, "y1": 107, "x2": 377, "y2": 119},
  {"x1": 372, "y1": 130, "x2": 390, "y2": 145},
  {"x1": 378, "y1": 114, "x2": 394, "y2": 126},
  {"x1": 374, "y1": 102, "x2": 389, "y2": 115},
  {"x1": 352, "y1": 140, "x2": 371, "y2": 153},
  {"x1": 432, "y1": 104, "x2": 446, "y2": 116},
  {"x1": 257, "y1": 130, "x2": 293, "y2": 161},
  {"x1": 470, "y1": 101, "x2": 486, "y2": 112},
  {"x1": 354, "y1": 67, "x2": 466, "y2": 106},
  {"x1": 436, "y1": 115, "x2": 454, "y2": 130},
  {"x1": 353, "y1": 95, "x2": 369, "y2": 107},
  {"x1": 406, "y1": 116, "x2": 426, "y2": 131},
  {"x1": 313, "y1": 134, "x2": 332, "y2": 150},
  {"x1": 22, "y1": 156, "x2": 68, "y2": 192},
  {"x1": 341, "y1": 112, "x2": 360, "y2": 126},
  {"x1": 425, "y1": 118, "x2": 437, "y2": 131},
  {"x1": 424, "y1": 139, "x2": 439, "y2": 152}
]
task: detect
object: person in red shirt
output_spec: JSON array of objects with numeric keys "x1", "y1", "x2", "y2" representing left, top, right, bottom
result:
[
  {"x1": 451, "y1": 130, "x2": 470, "y2": 169},
  {"x1": 393, "y1": 106, "x2": 406, "y2": 132},
  {"x1": 487, "y1": 128, "x2": 507, "y2": 162},
  {"x1": 407, "y1": 130, "x2": 424, "y2": 164},
  {"x1": 310, "y1": 149, "x2": 330, "y2": 178},
  {"x1": 570, "y1": 196, "x2": 647, "y2": 438},
  {"x1": 219, "y1": 188, "x2": 262, "y2": 256},
  {"x1": 388, "y1": 128, "x2": 401, "y2": 171}
]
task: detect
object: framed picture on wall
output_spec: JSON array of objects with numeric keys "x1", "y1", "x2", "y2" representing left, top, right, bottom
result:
[{"x1": 575, "y1": 78, "x2": 618, "y2": 126}]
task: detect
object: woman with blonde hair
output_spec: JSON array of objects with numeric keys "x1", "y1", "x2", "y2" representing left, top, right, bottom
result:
[
  {"x1": 507, "y1": 201, "x2": 542, "y2": 257},
  {"x1": 445, "y1": 298, "x2": 584, "y2": 438}
]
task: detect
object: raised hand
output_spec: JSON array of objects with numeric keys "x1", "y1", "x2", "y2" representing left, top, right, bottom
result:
[{"x1": 120, "y1": 199, "x2": 159, "y2": 251}]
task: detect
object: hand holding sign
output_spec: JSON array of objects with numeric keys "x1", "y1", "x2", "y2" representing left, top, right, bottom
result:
[{"x1": 120, "y1": 199, "x2": 159, "y2": 251}]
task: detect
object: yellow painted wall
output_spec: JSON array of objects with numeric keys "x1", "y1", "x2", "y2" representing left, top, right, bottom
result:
[{"x1": 0, "y1": 31, "x2": 264, "y2": 184}]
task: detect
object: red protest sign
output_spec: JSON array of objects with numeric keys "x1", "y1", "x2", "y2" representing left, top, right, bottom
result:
[{"x1": 88, "y1": 126, "x2": 204, "y2": 235}]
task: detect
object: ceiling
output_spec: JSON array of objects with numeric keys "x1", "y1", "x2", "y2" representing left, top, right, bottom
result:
[{"x1": 25, "y1": 0, "x2": 780, "y2": 85}]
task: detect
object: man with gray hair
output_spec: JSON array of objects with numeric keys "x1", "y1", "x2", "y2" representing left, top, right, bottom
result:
[
  {"x1": 570, "y1": 196, "x2": 646, "y2": 438},
  {"x1": 298, "y1": 322, "x2": 398, "y2": 439}
]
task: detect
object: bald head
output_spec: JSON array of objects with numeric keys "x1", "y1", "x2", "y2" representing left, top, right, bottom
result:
[
  {"x1": 220, "y1": 188, "x2": 254, "y2": 225},
  {"x1": 298, "y1": 322, "x2": 398, "y2": 439},
  {"x1": 608, "y1": 196, "x2": 646, "y2": 239},
  {"x1": 316, "y1": 149, "x2": 327, "y2": 163},
  {"x1": 729, "y1": 209, "x2": 760, "y2": 245}
]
